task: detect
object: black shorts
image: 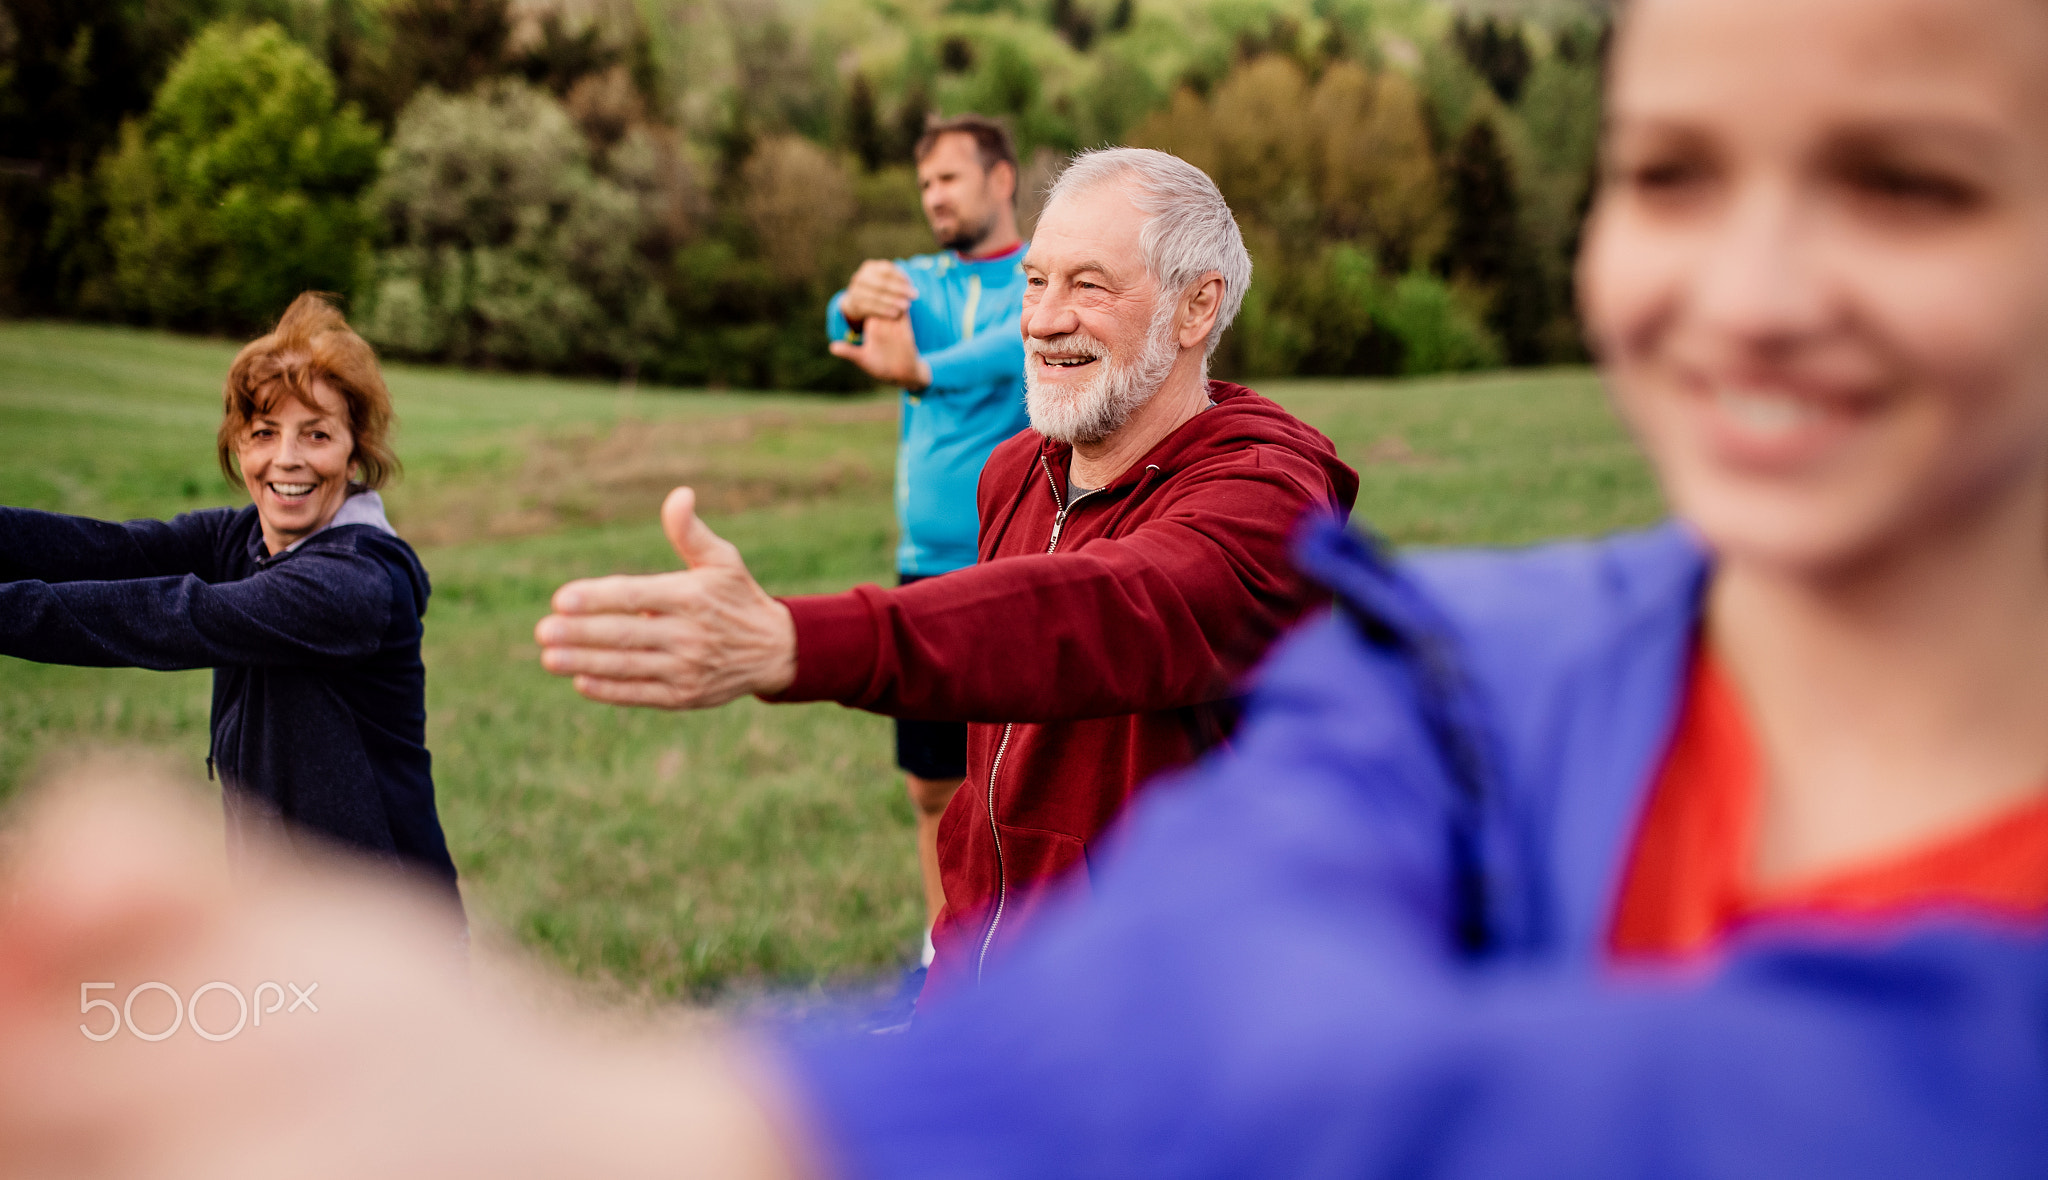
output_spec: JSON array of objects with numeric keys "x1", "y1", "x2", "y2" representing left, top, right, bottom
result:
[{"x1": 894, "y1": 572, "x2": 968, "y2": 780}]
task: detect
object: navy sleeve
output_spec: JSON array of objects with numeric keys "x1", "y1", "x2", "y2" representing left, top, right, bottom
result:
[
  {"x1": 780, "y1": 619, "x2": 2048, "y2": 1179},
  {"x1": 0, "y1": 506, "x2": 237, "y2": 584},
  {"x1": 0, "y1": 542, "x2": 396, "y2": 671}
]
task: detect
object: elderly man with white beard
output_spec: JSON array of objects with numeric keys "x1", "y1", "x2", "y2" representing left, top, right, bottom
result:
[{"x1": 535, "y1": 147, "x2": 1359, "y2": 998}]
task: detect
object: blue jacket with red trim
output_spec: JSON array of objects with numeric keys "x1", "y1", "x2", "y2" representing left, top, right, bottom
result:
[{"x1": 784, "y1": 518, "x2": 2048, "y2": 1177}]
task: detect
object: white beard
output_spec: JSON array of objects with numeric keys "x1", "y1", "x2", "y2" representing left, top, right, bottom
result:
[{"x1": 1024, "y1": 299, "x2": 1181, "y2": 445}]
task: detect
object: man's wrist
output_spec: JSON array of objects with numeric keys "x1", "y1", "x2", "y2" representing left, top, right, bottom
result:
[
  {"x1": 909, "y1": 360, "x2": 932, "y2": 392},
  {"x1": 754, "y1": 600, "x2": 798, "y2": 696}
]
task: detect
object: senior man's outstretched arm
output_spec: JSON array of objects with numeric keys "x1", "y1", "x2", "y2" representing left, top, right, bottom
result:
[{"x1": 537, "y1": 431, "x2": 1342, "y2": 724}]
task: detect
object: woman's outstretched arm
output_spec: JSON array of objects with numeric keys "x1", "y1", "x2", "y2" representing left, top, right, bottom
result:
[
  {"x1": 0, "y1": 505, "x2": 236, "y2": 584},
  {"x1": 0, "y1": 535, "x2": 404, "y2": 671}
]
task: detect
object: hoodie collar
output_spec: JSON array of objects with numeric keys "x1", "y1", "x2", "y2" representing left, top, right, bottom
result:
[
  {"x1": 252, "y1": 490, "x2": 399, "y2": 563},
  {"x1": 1035, "y1": 381, "x2": 1279, "y2": 494}
]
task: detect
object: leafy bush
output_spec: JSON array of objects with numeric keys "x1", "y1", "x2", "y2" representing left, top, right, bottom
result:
[
  {"x1": 1139, "y1": 55, "x2": 1461, "y2": 377},
  {"x1": 93, "y1": 21, "x2": 382, "y2": 330},
  {"x1": 741, "y1": 135, "x2": 855, "y2": 287},
  {"x1": 1229, "y1": 244, "x2": 1498, "y2": 379},
  {"x1": 669, "y1": 134, "x2": 866, "y2": 390},
  {"x1": 1379, "y1": 272, "x2": 1501, "y2": 375},
  {"x1": 359, "y1": 79, "x2": 685, "y2": 372}
]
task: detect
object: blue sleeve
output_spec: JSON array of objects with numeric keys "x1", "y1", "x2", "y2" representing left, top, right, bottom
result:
[
  {"x1": 829, "y1": 259, "x2": 929, "y2": 343},
  {"x1": 0, "y1": 506, "x2": 235, "y2": 583},
  {"x1": 0, "y1": 542, "x2": 396, "y2": 671},
  {"x1": 921, "y1": 315, "x2": 1025, "y2": 396},
  {"x1": 831, "y1": 261, "x2": 956, "y2": 351},
  {"x1": 827, "y1": 290, "x2": 856, "y2": 343},
  {"x1": 781, "y1": 619, "x2": 2048, "y2": 1179}
]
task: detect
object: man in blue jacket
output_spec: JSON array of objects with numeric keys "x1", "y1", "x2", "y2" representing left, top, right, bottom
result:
[{"x1": 824, "y1": 113, "x2": 1033, "y2": 961}]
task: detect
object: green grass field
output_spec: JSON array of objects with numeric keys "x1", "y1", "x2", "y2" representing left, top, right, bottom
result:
[{"x1": 0, "y1": 320, "x2": 1664, "y2": 1000}]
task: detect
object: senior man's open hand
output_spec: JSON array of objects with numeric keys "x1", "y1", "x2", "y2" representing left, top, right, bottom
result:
[{"x1": 536, "y1": 488, "x2": 798, "y2": 709}]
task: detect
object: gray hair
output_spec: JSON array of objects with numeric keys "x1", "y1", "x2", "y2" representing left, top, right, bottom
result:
[{"x1": 1043, "y1": 147, "x2": 1251, "y2": 359}]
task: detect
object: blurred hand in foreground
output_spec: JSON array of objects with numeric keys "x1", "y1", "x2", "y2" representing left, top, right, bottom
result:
[
  {"x1": 536, "y1": 487, "x2": 798, "y2": 710},
  {"x1": 0, "y1": 761, "x2": 807, "y2": 1180},
  {"x1": 836, "y1": 260, "x2": 916, "y2": 325},
  {"x1": 829, "y1": 312, "x2": 931, "y2": 391}
]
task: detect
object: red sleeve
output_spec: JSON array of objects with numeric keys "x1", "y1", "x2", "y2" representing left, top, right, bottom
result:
[{"x1": 765, "y1": 446, "x2": 1337, "y2": 723}]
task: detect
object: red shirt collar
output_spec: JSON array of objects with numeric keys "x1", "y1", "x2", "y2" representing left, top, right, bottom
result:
[{"x1": 959, "y1": 240, "x2": 1025, "y2": 263}]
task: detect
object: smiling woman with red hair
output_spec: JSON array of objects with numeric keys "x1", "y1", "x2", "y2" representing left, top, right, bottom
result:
[
  {"x1": 218, "y1": 291, "x2": 400, "y2": 547},
  {"x1": 0, "y1": 293, "x2": 459, "y2": 910}
]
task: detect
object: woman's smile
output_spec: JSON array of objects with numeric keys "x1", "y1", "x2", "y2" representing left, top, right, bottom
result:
[
  {"x1": 1671, "y1": 364, "x2": 1890, "y2": 474},
  {"x1": 237, "y1": 378, "x2": 356, "y2": 554}
]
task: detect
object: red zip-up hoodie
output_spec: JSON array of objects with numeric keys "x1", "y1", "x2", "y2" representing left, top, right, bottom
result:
[{"x1": 769, "y1": 381, "x2": 1359, "y2": 991}]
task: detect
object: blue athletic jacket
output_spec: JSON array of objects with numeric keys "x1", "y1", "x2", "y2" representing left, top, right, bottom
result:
[
  {"x1": 0, "y1": 496, "x2": 460, "y2": 899},
  {"x1": 828, "y1": 247, "x2": 1033, "y2": 575},
  {"x1": 786, "y1": 518, "x2": 2048, "y2": 1177}
]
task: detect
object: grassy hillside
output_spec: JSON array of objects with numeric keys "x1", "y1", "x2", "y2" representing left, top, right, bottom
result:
[{"x1": 0, "y1": 321, "x2": 1661, "y2": 998}]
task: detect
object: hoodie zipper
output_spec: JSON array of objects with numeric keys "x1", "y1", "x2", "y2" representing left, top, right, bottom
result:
[{"x1": 975, "y1": 456, "x2": 1109, "y2": 982}]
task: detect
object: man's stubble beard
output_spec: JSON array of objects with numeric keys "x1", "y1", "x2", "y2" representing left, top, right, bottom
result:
[
  {"x1": 1025, "y1": 297, "x2": 1182, "y2": 446},
  {"x1": 938, "y1": 216, "x2": 996, "y2": 253},
  {"x1": 935, "y1": 198, "x2": 1000, "y2": 254}
]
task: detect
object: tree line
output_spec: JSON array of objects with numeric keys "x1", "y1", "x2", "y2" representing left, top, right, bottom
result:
[{"x1": 0, "y1": 0, "x2": 1608, "y2": 389}]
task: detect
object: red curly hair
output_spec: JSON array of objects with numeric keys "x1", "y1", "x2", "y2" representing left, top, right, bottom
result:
[{"x1": 218, "y1": 293, "x2": 399, "y2": 490}]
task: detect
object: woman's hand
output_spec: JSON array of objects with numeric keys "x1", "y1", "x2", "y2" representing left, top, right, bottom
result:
[{"x1": 0, "y1": 762, "x2": 811, "y2": 1180}]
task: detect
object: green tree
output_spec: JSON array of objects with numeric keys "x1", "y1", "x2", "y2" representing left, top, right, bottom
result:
[
  {"x1": 359, "y1": 78, "x2": 681, "y2": 373},
  {"x1": 844, "y1": 73, "x2": 885, "y2": 171},
  {"x1": 0, "y1": 0, "x2": 269, "y2": 312},
  {"x1": 1452, "y1": 14, "x2": 1531, "y2": 105},
  {"x1": 95, "y1": 21, "x2": 381, "y2": 330},
  {"x1": 1442, "y1": 115, "x2": 1517, "y2": 284},
  {"x1": 1175, "y1": 55, "x2": 1317, "y2": 243},
  {"x1": 1078, "y1": 50, "x2": 1162, "y2": 145},
  {"x1": 349, "y1": 0, "x2": 511, "y2": 125},
  {"x1": 741, "y1": 134, "x2": 855, "y2": 288},
  {"x1": 1311, "y1": 63, "x2": 1444, "y2": 272},
  {"x1": 1441, "y1": 113, "x2": 1553, "y2": 364},
  {"x1": 1512, "y1": 48, "x2": 1603, "y2": 361},
  {"x1": 1139, "y1": 55, "x2": 1479, "y2": 378}
]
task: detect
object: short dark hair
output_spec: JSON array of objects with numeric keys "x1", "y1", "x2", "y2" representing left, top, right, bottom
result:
[{"x1": 913, "y1": 113, "x2": 1018, "y2": 178}]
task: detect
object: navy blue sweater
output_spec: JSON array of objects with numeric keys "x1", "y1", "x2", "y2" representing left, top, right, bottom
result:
[{"x1": 0, "y1": 500, "x2": 459, "y2": 899}]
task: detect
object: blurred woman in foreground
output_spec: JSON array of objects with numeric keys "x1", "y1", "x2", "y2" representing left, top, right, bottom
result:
[
  {"x1": 0, "y1": 294, "x2": 459, "y2": 909},
  {"x1": 0, "y1": 0, "x2": 2045, "y2": 1174}
]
